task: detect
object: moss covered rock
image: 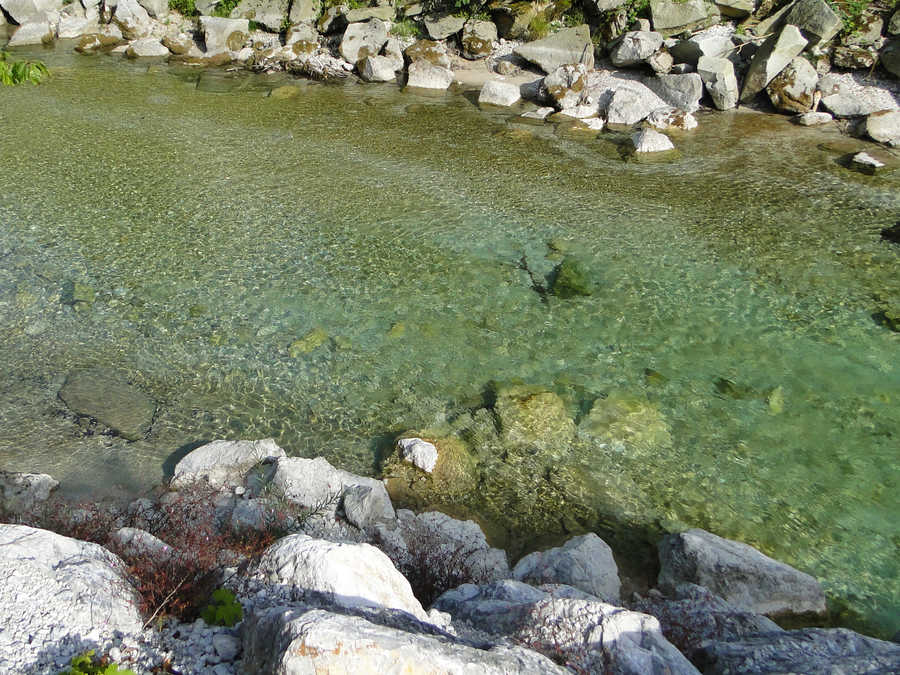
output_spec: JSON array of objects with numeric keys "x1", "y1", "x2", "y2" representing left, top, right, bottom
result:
[
  {"x1": 494, "y1": 384, "x2": 575, "y2": 454},
  {"x1": 579, "y1": 393, "x2": 672, "y2": 455},
  {"x1": 551, "y1": 256, "x2": 595, "y2": 298}
]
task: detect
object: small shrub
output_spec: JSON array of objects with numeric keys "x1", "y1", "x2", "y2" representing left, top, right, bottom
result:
[
  {"x1": 392, "y1": 18, "x2": 424, "y2": 39},
  {"x1": 0, "y1": 51, "x2": 49, "y2": 86},
  {"x1": 201, "y1": 588, "x2": 243, "y2": 626},
  {"x1": 211, "y1": 0, "x2": 240, "y2": 18},
  {"x1": 167, "y1": 0, "x2": 197, "y2": 15},
  {"x1": 527, "y1": 15, "x2": 551, "y2": 40},
  {"x1": 59, "y1": 650, "x2": 136, "y2": 675}
]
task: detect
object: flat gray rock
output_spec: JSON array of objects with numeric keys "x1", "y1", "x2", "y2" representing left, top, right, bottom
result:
[
  {"x1": 58, "y1": 370, "x2": 155, "y2": 441},
  {"x1": 340, "y1": 18, "x2": 389, "y2": 64},
  {"x1": 171, "y1": 438, "x2": 286, "y2": 489},
  {"x1": 0, "y1": 0, "x2": 60, "y2": 25},
  {"x1": 610, "y1": 30, "x2": 664, "y2": 67},
  {"x1": 698, "y1": 55, "x2": 738, "y2": 110},
  {"x1": 650, "y1": 0, "x2": 719, "y2": 36},
  {"x1": 694, "y1": 627, "x2": 900, "y2": 674},
  {"x1": 645, "y1": 72, "x2": 703, "y2": 112},
  {"x1": 424, "y1": 13, "x2": 466, "y2": 40},
  {"x1": 865, "y1": 109, "x2": 900, "y2": 146},
  {"x1": 514, "y1": 25, "x2": 594, "y2": 74},
  {"x1": 658, "y1": 528, "x2": 826, "y2": 618},
  {"x1": 0, "y1": 471, "x2": 58, "y2": 515},
  {"x1": 782, "y1": 0, "x2": 841, "y2": 47},
  {"x1": 229, "y1": 0, "x2": 289, "y2": 33}
]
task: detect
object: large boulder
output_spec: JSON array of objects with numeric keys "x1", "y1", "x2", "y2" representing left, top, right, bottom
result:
[
  {"x1": 669, "y1": 30, "x2": 732, "y2": 66},
  {"x1": 433, "y1": 582, "x2": 699, "y2": 675},
  {"x1": 544, "y1": 63, "x2": 589, "y2": 110},
  {"x1": 406, "y1": 59, "x2": 454, "y2": 89},
  {"x1": 58, "y1": 370, "x2": 155, "y2": 442},
  {"x1": 610, "y1": 31, "x2": 664, "y2": 67},
  {"x1": 345, "y1": 4, "x2": 393, "y2": 22},
  {"x1": 125, "y1": 37, "x2": 170, "y2": 57},
  {"x1": 6, "y1": 21, "x2": 53, "y2": 46},
  {"x1": 0, "y1": 525, "x2": 142, "y2": 674},
  {"x1": 650, "y1": 0, "x2": 719, "y2": 37},
  {"x1": 821, "y1": 93, "x2": 879, "y2": 117},
  {"x1": 697, "y1": 55, "x2": 738, "y2": 109},
  {"x1": 200, "y1": 15, "x2": 249, "y2": 55},
  {"x1": 658, "y1": 528, "x2": 827, "y2": 618},
  {"x1": 113, "y1": 0, "x2": 153, "y2": 39},
  {"x1": 461, "y1": 19, "x2": 497, "y2": 60},
  {"x1": 404, "y1": 38, "x2": 451, "y2": 68},
  {"x1": 632, "y1": 583, "x2": 783, "y2": 661},
  {"x1": 513, "y1": 24, "x2": 594, "y2": 74},
  {"x1": 358, "y1": 54, "x2": 400, "y2": 83},
  {"x1": 424, "y1": 13, "x2": 466, "y2": 40},
  {"x1": 171, "y1": 438, "x2": 287, "y2": 489},
  {"x1": 865, "y1": 109, "x2": 900, "y2": 146},
  {"x1": 0, "y1": 471, "x2": 57, "y2": 516},
  {"x1": 0, "y1": 0, "x2": 59, "y2": 25},
  {"x1": 289, "y1": 0, "x2": 319, "y2": 23},
  {"x1": 340, "y1": 18, "x2": 388, "y2": 64},
  {"x1": 229, "y1": 0, "x2": 289, "y2": 33},
  {"x1": 881, "y1": 38, "x2": 900, "y2": 78},
  {"x1": 255, "y1": 534, "x2": 428, "y2": 620},
  {"x1": 479, "y1": 79, "x2": 522, "y2": 106},
  {"x1": 694, "y1": 628, "x2": 900, "y2": 674},
  {"x1": 645, "y1": 72, "x2": 703, "y2": 112},
  {"x1": 58, "y1": 15, "x2": 100, "y2": 38},
  {"x1": 739, "y1": 24, "x2": 808, "y2": 103},
  {"x1": 270, "y1": 455, "x2": 395, "y2": 526},
  {"x1": 489, "y1": 0, "x2": 538, "y2": 40},
  {"x1": 512, "y1": 533, "x2": 621, "y2": 603},
  {"x1": 782, "y1": 0, "x2": 842, "y2": 47},
  {"x1": 766, "y1": 55, "x2": 818, "y2": 113},
  {"x1": 242, "y1": 606, "x2": 568, "y2": 674}
]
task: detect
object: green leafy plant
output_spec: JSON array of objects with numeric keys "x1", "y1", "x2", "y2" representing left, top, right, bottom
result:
[
  {"x1": 167, "y1": 0, "x2": 198, "y2": 15},
  {"x1": 211, "y1": 0, "x2": 240, "y2": 18},
  {"x1": 0, "y1": 51, "x2": 49, "y2": 86},
  {"x1": 392, "y1": 17, "x2": 424, "y2": 38},
  {"x1": 527, "y1": 14, "x2": 551, "y2": 40},
  {"x1": 59, "y1": 650, "x2": 136, "y2": 675},
  {"x1": 828, "y1": 0, "x2": 871, "y2": 34},
  {"x1": 200, "y1": 588, "x2": 243, "y2": 626}
]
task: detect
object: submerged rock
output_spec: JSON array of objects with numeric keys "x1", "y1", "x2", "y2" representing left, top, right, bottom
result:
[
  {"x1": 494, "y1": 385, "x2": 576, "y2": 452},
  {"x1": 658, "y1": 528, "x2": 827, "y2": 618},
  {"x1": 551, "y1": 256, "x2": 595, "y2": 298},
  {"x1": 579, "y1": 394, "x2": 672, "y2": 455},
  {"x1": 58, "y1": 370, "x2": 156, "y2": 441}
]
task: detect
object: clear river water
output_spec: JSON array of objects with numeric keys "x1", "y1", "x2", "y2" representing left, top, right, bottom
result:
[{"x1": 1, "y1": 46, "x2": 898, "y2": 636}]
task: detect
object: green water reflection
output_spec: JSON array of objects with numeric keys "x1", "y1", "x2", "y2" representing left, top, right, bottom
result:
[{"x1": 0, "y1": 48, "x2": 897, "y2": 635}]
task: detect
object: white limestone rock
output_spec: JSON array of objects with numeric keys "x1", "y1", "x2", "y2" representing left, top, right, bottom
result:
[
  {"x1": 340, "y1": 18, "x2": 388, "y2": 64},
  {"x1": 113, "y1": 0, "x2": 152, "y2": 40},
  {"x1": 57, "y1": 15, "x2": 99, "y2": 38},
  {"x1": 658, "y1": 528, "x2": 827, "y2": 618},
  {"x1": 865, "y1": 109, "x2": 900, "y2": 146},
  {"x1": 125, "y1": 36, "x2": 170, "y2": 57},
  {"x1": 646, "y1": 106, "x2": 698, "y2": 130},
  {"x1": 242, "y1": 606, "x2": 569, "y2": 674},
  {"x1": 740, "y1": 24, "x2": 808, "y2": 103},
  {"x1": 512, "y1": 533, "x2": 621, "y2": 603},
  {"x1": 645, "y1": 72, "x2": 703, "y2": 112},
  {"x1": 632, "y1": 127, "x2": 675, "y2": 152},
  {"x1": 697, "y1": 54, "x2": 738, "y2": 110},
  {"x1": 543, "y1": 63, "x2": 588, "y2": 110},
  {"x1": 610, "y1": 30, "x2": 664, "y2": 67},
  {"x1": 406, "y1": 59, "x2": 453, "y2": 89},
  {"x1": 513, "y1": 24, "x2": 594, "y2": 74},
  {"x1": 0, "y1": 0, "x2": 60, "y2": 25},
  {"x1": 200, "y1": 15, "x2": 249, "y2": 55},
  {"x1": 0, "y1": 524, "x2": 142, "y2": 673},
  {"x1": 796, "y1": 111, "x2": 833, "y2": 125},
  {"x1": 171, "y1": 438, "x2": 287, "y2": 490},
  {"x1": 7, "y1": 21, "x2": 53, "y2": 46},
  {"x1": 0, "y1": 471, "x2": 57, "y2": 515},
  {"x1": 479, "y1": 79, "x2": 522, "y2": 107},
  {"x1": 358, "y1": 54, "x2": 400, "y2": 82},
  {"x1": 255, "y1": 534, "x2": 429, "y2": 620},
  {"x1": 111, "y1": 527, "x2": 175, "y2": 560},
  {"x1": 397, "y1": 437, "x2": 439, "y2": 473}
]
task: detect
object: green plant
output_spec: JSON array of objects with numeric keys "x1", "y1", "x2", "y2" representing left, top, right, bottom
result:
[
  {"x1": 0, "y1": 51, "x2": 49, "y2": 86},
  {"x1": 167, "y1": 0, "x2": 198, "y2": 15},
  {"x1": 828, "y1": 0, "x2": 871, "y2": 34},
  {"x1": 280, "y1": 15, "x2": 293, "y2": 33},
  {"x1": 59, "y1": 650, "x2": 136, "y2": 675},
  {"x1": 391, "y1": 17, "x2": 424, "y2": 38},
  {"x1": 200, "y1": 588, "x2": 243, "y2": 626},
  {"x1": 211, "y1": 0, "x2": 240, "y2": 18},
  {"x1": 527, "y1": 14, "x2": 551, "y2": 40}
]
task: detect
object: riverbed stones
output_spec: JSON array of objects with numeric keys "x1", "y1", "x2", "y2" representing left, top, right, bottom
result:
[
  {"x1": 340, "y1": 18, "x2": 388, "y2": 64},
  {"x1": 424, "y1": 13, "x2": 466, "y2": 40},
  {"x1": 604, "y1": 86, "x2": 661, "y2": 125},
  {"x1": 0, "y1": 524, "x2": 143, "y2": 674},
  {"x1": 58, "y1": 370, "x2": 155, "y2": 441},
  {"x1": 0, "y1": 471, "x2": 58, "y2": 515},
  {"x1": 242, "y1": 606, "x2": 568, "y2": 674},
  {"x1": 740, "y1": 24, "x2": 808, "y2": 103},
  {"x1": 849, "y1": 151, "x2": 887, "y2": 174},
  {"x1": 478, "y1": 78, "x2": 522, "y2": 106},
  {"x1": 397, "y1": 437, "x2": 438, "y2": 472},
  {"x1": 698, "y1": 55, "x2": 738, "y2": 109},
  {"x1": 865, "y1": 109, "x2": 900, "y2": 146},
  {"x1": 255, "y1": 534, "x2": 429, "y2": 620},
  {"x1": 669, "y1": 30, "x2": 732, "y2": 66},
  {"x1": 494, "y1": 385, "x2": 575, "y2": 452},
  {"x1": 512, "y1": 533, "x2": 621, "y2": 602},
  {"x1": 0, "y1": 0, "x2": 59, "y2": 25},
  {"x1": 113, "y1": 0, "x2": 153, "y2": 39},
  {"x1": 125, "y1": 37, "x2": 170, "y2": 57},
  {"x1": 766, "y1": 56, "x2": 818, "y2": 113},
  {"x1": 650, "y1": 0, "x2": 719, "y2": 37},
  {"x1": 461, "y1": 19, "x2": 496, "y2": 60},
  {"x1": 694, "y1": 627, "x2": 900, "y2": 674},
  {"x1": 7, "y1": 21, "x2": 53, "y2": 46},
  {"x1": 646, "y1": 105, "x2": 698, "y2": 130},
  {"x1": 200, "y1": 16, "x2": 249, "y2": 55},
  {"x1": 58, "y1": 15, "x2": 100, "y2": 38},
  {"x1": 821, "y1": 93, "x2": 876, "y2": 117},
  {"x1": 228, "y1": 0, "x2": 288, "y2": 33},
  {"x1": 513, "y1": 24, "x2": 594, "y2": 74},
  {"x1": 359, "y1": 54, "x2": 399, "y2": 82},
  {"x1": 406, "y1": 59, "x2": 453, "y2": 89},
  {"x1": 646, "y1": 72, "x2": 703, "y2": 112},
  {"x1": 796, "y1": 110, "x2": 832, "y2": 125},
  {"x1": 610, "y1": 30, "x2": 664, "y2": 67},
  {"x1": 782, "y1": 0, "x2": 841, "y2": 47},
  {"x1": 171, "y1": 438, "x2": 287, "y2": 489},
  {"x1": 658, "y1": 528, "x2": 827, "y2": 618},
  {"x1": 632, "y1": 127, "x2": 676, "y2": 152}
]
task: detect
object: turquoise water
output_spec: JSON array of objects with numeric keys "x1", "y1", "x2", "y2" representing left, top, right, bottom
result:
[{"x1": 0, "y1": 48, "x2": 898, "y2": 635}]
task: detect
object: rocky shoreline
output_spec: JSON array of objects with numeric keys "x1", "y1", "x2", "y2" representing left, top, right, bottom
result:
[
  {"x1": 3, "y1": 0, "x2": 900, "y2": 161},
  {"x1": 2, "y1": 438, "x2": 899, "y2": 673}
]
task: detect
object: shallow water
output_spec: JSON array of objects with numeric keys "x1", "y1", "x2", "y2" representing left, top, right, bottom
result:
[{"x1": 1, "y1": 47, "x2": 898, "y2": 635}]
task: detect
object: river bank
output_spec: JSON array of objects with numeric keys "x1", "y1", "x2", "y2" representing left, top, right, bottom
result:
[{"x1": 2, "y1": 439, "x2": 899, "y2": 673}]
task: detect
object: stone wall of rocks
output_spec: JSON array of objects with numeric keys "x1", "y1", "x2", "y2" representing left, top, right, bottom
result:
[{"x1": 2, "y1": 438, "x2": 899, "y2": 673}]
